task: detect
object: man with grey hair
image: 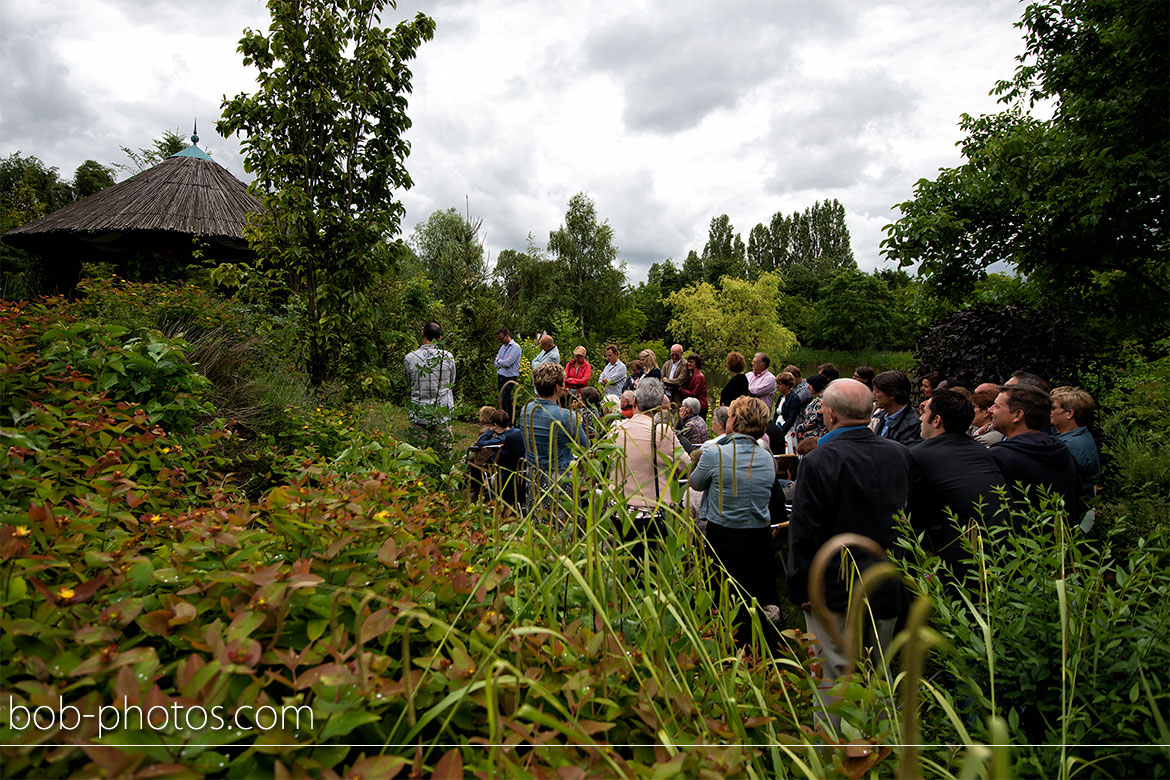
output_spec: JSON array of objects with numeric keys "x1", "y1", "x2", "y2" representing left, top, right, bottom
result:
[
  {"x1": 676, "y1": 396, "x2": 710, "y2": 451},
  {"x1": 748, "y1": 353, "x2": 777, "y2": 412},
  {"x1": 788, "y1": 378, "x2": 911, "y2": 683},
  {"x1": 661, "y1": 343, "x2": 690, "y2": 404},
  {"x1": 531, "y1": 334, "x2": 560, "y2": 375}
]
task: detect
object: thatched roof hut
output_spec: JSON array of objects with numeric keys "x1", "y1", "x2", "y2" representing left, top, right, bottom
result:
[{"x1": 3, "y1": 141, "x2": 262, "y2": 293}]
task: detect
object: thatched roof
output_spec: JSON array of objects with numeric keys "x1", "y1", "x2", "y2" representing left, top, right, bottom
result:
[{"x1": 4, "y1": 150, "x2": 262, "y2": 245}]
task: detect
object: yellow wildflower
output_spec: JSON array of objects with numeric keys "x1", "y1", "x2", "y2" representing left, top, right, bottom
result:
[
  {"x1": 373, "y1": 510, "x2": 390, "y2": 521},
  {"x1": 56, "y1": 587, "x2": 75, "y2": 602},
  {"x1": 13, "y1": 525, "x2": 31, "y2": 537}
]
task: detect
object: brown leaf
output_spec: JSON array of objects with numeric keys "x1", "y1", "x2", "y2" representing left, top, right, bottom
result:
[
  {"x1": 347, "y1": 754, "x2": 407, "y2": 780},
  {"x1": 378, "y1": 537, "x2": 400, "y2": 566},
  {"x1": 359, "y1": 608, "x2": 396, "y2": 644},
  {"x1": 67, "y1": 575, "x2": 109, "y2": 605},
  {"x1": 432, "y1": 748, "x2": 464, "y2": 780}
]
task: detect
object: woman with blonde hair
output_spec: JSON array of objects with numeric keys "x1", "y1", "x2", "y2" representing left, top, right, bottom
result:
[
  {"x1": 638, "y1": 349, "x2": 663, "y2": 381},
  {"x1": 690, "y1": 395, "x2": 781, "y2": 644}
]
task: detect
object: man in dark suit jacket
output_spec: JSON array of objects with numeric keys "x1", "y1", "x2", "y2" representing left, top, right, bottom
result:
[
  {"x1": 788, "y1": 379, "x2": 911, "y2": 682},
  {"x1": 909, "y1": 390, "x2": 1007, "y2": 574},
  {"x1": 871, "y1": 370, "x2": 921, "y2": 447}
]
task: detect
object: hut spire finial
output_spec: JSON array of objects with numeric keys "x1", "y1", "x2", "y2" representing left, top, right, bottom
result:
[{"x1": 191, "y1": 119, "x2": 199, "y2": 147}]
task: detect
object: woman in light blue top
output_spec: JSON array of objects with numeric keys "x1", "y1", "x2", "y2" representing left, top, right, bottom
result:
[{"x1": 689, "y1": 395, "x2": 780, "y2": 644}]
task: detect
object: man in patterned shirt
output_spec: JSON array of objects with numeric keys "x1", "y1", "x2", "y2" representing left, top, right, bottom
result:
[{"x1": 404, "y1": 321, "x2": 456, "y2": 452}]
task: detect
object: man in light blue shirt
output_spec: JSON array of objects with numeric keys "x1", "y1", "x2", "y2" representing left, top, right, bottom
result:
[
  {"x1": 598, "y1": 344, "x2": 627, "y2": 399},
  {"x1": 494, "y1": 327, "x2": 522, "y2": 415},
  {"x1": 532, "y1": 334, "x2": 560, "y2": 376}
]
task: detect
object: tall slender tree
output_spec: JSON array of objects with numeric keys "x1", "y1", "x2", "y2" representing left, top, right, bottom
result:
[
  {"x1": 702, "y1": 214, "x2": 746, "y2": 282},
  {"x1": 218, "y1": 0, "x2": 434, "y2": 384},
  {"x1": 547, "y1": 193, "x2": 626, "y2": 336}
]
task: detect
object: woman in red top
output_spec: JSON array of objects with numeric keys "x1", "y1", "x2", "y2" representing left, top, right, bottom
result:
[
  {"x1": 679, "y1": 353, "x2": 708, "y2": 415},
  {"x1": 564, "y1": 346, "x2": 592, "y2": 394}
]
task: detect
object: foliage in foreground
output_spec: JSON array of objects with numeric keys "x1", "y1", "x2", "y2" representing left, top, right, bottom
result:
[
  {"x1": 898, "y1": 498, "x2": 1170, "y2": 779},
  {"x1": 2, "y1": 293, "x2": 1167, "y2": 778}
]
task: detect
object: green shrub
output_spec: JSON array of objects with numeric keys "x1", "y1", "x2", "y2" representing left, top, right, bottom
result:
[
  {"x1": 2, "y1": 299, "x2": 213, "y2": 434},
  {"x1": 1094, "y1": 339, "x2": 1170, "y2": 551},
  {"x1": 897, "y1": 493, "x2": 1170, "y2": 778}
]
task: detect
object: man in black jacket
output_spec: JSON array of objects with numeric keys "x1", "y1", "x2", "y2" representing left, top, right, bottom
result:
[
  {"x1": 788, "y1": 379, "x2": 911, "y2": 683},
  {"x1": 871, "y1": 370, "x2": 921, "y2": 447},
  {"x1": 909, "y1": 390, "x2": 1007, "y2": 574},
  {"x1": 988, "y1": 384, "x2": 1081, "y2": 519}
]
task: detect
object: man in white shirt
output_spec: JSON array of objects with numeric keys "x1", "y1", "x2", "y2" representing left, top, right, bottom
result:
[
  {"x1": 598, "y1": 344, "x2": 628, "y2": 399},
  {"x1": 661, "y1": 343, "x2": 690, "y2": 405}
]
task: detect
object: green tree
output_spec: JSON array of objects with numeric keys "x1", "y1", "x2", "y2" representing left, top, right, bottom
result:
[
  {"x1": 0, "y1": 153, "x2": 74, "y2": 224},
  {"x1": 882, "y1": 0, "x2": 1168, "y2": 345},
  {"x1": 666, "y1": 271, "x2": 798, "y2": 362},
  {"x1": 218, "y1": 0, "x2": 435, "y2": 384},
  {"x1": 410, "y1": 206, "x2": 487, "y2": 306},
  {"x1": 117, "y1": 129, "x2": 191, "y2": 174},
  {"x1": 748, "y1": 199, "x2": 855, "y2": 281},
  {"x1": 701, "y1": 214, "x2": 746, "y2": 282},
  {"x1": 72, "y1": 160, "x2": 115, "y2": 198},
  {"x1": 0, "y1": 153, "x2": 76, "y2": 298},
  {"x1": 680, "y1": 249, "x2": 705, "y2": 287},
  {"x1": 546, "y1": 192, "x2": 627, "y2": 337},
  {"x1": 812, "y1": 269, "x2": 902, "y2": 351},
  {"x1": 492, "y1": 240, "x2": 571, "y2": 335}
]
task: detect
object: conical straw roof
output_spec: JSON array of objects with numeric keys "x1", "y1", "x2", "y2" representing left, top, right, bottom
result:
[{"x1": 5, "y1": 150, "x2": 261, "y2": 245}]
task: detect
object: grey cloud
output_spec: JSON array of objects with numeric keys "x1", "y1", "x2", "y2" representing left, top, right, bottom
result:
[
  {"x1": 763, "y1": 70, "x2": 919, "y2": 195},
  {"x1": 0, "y1": 23, "x2": 99, "y2": 163},
  {"x1": 770, "y1": 146, "x2": 870, "y2": 192},
  {"x1": 585, "y1": 0, "x2": 857, "y2": 134}
]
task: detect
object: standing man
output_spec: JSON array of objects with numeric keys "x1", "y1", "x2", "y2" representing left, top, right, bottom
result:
[
  {"x1": 748, "y1": 352, "x2": 777, "y2": 413},
  {"x1": 598, "y1": 344, "x2": 628, "y2": 400},
  {"x1": 494, "y1": 327, "x2": 522, "y2": 414},
  {"x1": 404, "y1": 320, "x2": 456, "y2": 452},
  {"x1": 988, "y1": 384, "x2": 1080, "y2": 517},
  {"x1": 871, "y1": 370, "x2": 922, "y2": 447},
  {"x1": 661, "y1": 343, "x2": 690, "y2": 405},
  {"x1": 788, "y1": 379, "x2": 911, "y2": 682},
  {"x1": 532, "y1": 334, "x2": 560, "y2": 374},
  {"x1": 909, "y1": 389, "x2": 1006, "y2": 571}
]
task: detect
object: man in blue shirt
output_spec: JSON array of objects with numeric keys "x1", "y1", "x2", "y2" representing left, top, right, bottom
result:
[
  {"x1": 494, "y1": 327, "x2": 522, "y2": 415},
  {"x1": 520, "y1": 362, "x2": 589, "y2": 521}
]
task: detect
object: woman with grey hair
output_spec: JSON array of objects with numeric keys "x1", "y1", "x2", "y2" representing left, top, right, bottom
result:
[
  {"x1": 612, "y1": 378, "x2": 688, "y2": 535},
  {"x1": 676, "y1": 396, "x2": 710, "y2": 450}
]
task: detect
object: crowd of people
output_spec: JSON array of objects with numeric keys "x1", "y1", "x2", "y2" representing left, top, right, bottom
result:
[{"x1": 406, "y1": 323, "x2": 1103, "y2": 670}]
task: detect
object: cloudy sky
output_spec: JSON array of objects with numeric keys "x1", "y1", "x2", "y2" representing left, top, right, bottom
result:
[{"x1": 1, "y1": 0, "x2": 1030, "y2": 282}]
